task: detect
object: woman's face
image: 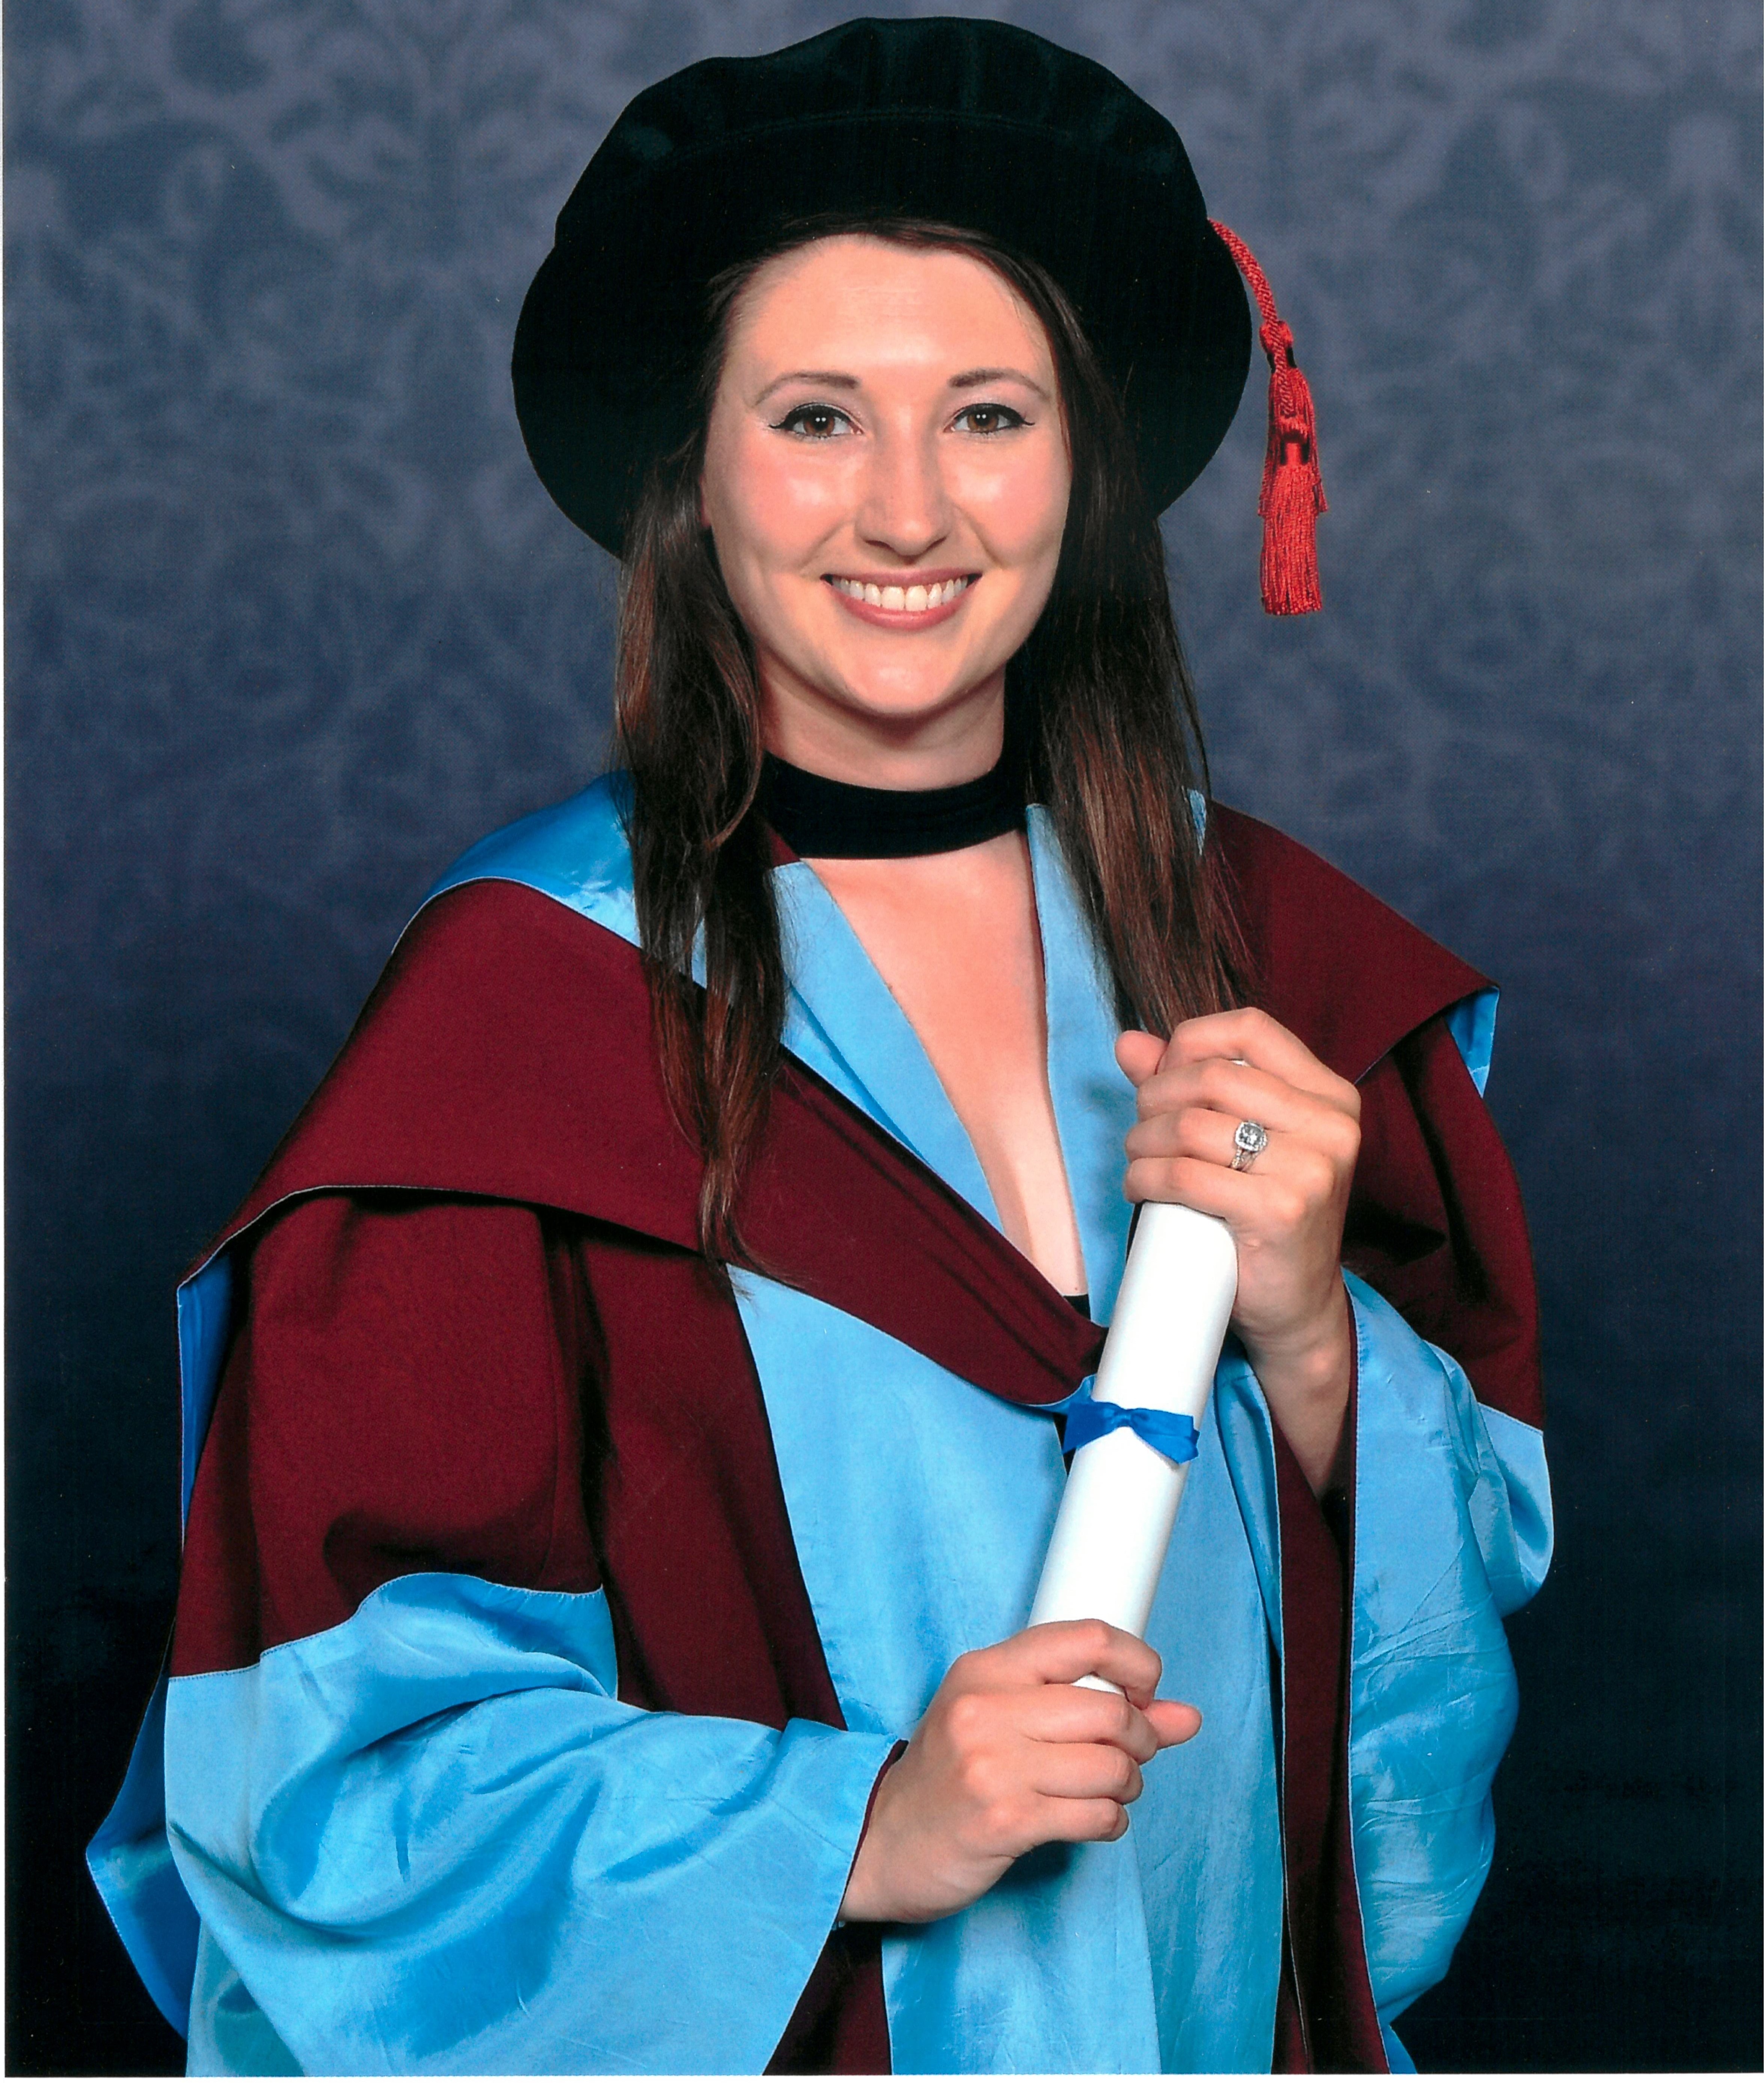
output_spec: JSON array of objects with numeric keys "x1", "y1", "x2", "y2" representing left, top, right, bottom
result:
[{"x1": 701, "y1": 235, "x2": 1071, "y2": 783}]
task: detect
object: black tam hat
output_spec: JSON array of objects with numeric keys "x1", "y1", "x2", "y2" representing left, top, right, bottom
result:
[{"x1": 513, "y1": 16, "x2": 1323, "y2": 610}]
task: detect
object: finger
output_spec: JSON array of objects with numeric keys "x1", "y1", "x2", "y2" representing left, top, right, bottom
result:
[
  {"x1": 1003, "y1": 1620, "x2": 1165, "y2": 1699},
  {"x1": 1134, "y1": 1055, "x2": 1358, "y2": 1142},
  {"x1": 1144, "y1": 1699, "x2": 1203, "y2": 1748},
  {"x1": 1121, "y1": 1150, "x2": 1304, "y2": 1222},
  {"x1": 1159, "y1": 1008, "x2": 1355, "y2": 1106},
  {"x1": 1025, "y1": 1740, "x2": 1146, "y2": 1806},
  {"x1": 1115, "y1": 1029, "x2": 1165, "y2": 1088},
  {"x1": 1009, "y1": 1684, "x2": 1165, "y2": 1762},
  {"x1": 1125, "y1": 1105, "x2": 1287, "y2": 1173},
  {"x1": 1014, "y1": 1795, "x2": 1132, "y2": 1847},
  {"x1": 1126, "y1": 1114, "x2": 1351, "y2": 1208}
]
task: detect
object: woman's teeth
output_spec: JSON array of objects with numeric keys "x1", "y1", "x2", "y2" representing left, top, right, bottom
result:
[{"x1": 829, "y1": 575, "x2": 972, "y2": 612}]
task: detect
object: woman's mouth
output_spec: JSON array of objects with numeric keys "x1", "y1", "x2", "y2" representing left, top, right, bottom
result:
[{"x1": 824, "y1": 574, "x2": 975, "y2": 625}]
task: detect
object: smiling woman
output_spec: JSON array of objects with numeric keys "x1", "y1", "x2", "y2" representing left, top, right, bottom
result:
[{"x1": 88, "y1": 17, "x2": 1551, "y2": 2078}]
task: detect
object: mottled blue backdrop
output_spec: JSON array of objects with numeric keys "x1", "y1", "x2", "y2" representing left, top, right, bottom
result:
[{"x1": 8, "y1": 2, "x2": 1759, "y2": 2072}]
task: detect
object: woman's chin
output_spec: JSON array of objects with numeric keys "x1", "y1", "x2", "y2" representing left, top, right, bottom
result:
[
  {"x1": 762, "y1": 650, "x2": 1007, "y2": 748},
  {"x1": 788, "y1": 682, "x2": 1005, "y2": 758}
]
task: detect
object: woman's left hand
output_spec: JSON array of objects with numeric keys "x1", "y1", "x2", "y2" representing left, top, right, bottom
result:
[{"x1": 1115, "y1": 1008, "x2": 1360, "y2": 1493}]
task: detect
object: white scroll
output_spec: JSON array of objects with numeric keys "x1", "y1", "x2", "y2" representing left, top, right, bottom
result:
[{"x1": 1029, "y1": 1202, "x2": 1238, "y2": 1683}]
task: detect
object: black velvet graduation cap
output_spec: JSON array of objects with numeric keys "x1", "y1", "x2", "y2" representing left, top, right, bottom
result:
[{"x1": 512, "y1": 16, "x2": 1258, "y2": 562}]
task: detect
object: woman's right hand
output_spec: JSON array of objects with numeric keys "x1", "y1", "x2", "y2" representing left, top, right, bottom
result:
[{"x1": 837, "y1": 1620, "x2": 1201, "y2": 1925}]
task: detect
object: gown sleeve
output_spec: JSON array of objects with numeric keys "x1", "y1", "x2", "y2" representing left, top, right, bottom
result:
[
  {"x1": 1317, "y1": 1009, "x2": 1552, "y2": 2068},
  {"x1": 164, "y1": 1192, "x2": 899, "y2": 2078},
  {"x1": 1340, "y1": 1268, "x2": 1550, "y2": 2072}
]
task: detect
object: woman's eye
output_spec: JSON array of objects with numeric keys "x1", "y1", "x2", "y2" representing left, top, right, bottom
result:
[
  {"x1": 774, "y1": 404, "x2": 853, "y2": 439},
  {"x1": 951, "y1": 403, "x2": 1028, "y2": 434}
]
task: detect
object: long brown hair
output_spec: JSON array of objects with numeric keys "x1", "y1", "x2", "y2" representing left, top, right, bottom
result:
[{"x1": 614, "y1": 217, "x2": 1243, "y2": 1261}]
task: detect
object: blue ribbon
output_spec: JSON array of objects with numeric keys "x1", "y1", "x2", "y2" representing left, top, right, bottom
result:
[{"x1": 1063, "y1": 1397, "x2": 1200, "y2": 1468}]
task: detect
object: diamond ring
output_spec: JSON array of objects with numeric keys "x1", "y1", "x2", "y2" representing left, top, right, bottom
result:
[{"x1": 1230, "y1": 1119, "x2": 1269, "y2": 1172}]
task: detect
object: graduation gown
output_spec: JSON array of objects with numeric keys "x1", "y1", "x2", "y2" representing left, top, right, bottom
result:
[{"x1": 89, "y1": 777, "x2": 1551, "y2": 2075}]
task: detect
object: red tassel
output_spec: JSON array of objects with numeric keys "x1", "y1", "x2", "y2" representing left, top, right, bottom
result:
[{"x1": 1210, "y1": 221, "x2": 1326, "y2": 616}]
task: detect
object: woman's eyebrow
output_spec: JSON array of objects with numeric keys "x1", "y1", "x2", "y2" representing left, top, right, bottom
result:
[
  {"x1": 948, "y1": 366, "x2": 1050, "y2": 397},
  {"x1": 754, "y1": 369, "x2": 861, "y2": 403},
  {"x1": 753, "y1": 365, "x2": 1052, "y2": 404}
]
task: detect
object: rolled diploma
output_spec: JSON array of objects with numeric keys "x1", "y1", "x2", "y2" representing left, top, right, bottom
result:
[{"x1": 1028, "y1": 1202, "x2": 1238, "y2": 1680}]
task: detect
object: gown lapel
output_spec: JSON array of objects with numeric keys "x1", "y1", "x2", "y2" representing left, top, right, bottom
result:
[{"x1": 771, "y1": 860, "x2": 1000, "y2": 1224}]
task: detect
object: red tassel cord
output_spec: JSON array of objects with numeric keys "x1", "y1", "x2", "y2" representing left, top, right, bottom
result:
[{"x1": 1210, "y1": 221, "x2": 1326, "y2": 616}]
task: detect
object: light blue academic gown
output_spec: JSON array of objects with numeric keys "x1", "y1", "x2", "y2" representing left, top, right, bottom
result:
[{"x1": 90, "y1": 777, "x2": 1552, "y2": 2074}]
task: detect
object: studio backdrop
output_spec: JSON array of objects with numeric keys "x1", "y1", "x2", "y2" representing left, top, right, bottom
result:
[{"x1": 8, "y1": 1, "x2": 1759, "y2": 2073}]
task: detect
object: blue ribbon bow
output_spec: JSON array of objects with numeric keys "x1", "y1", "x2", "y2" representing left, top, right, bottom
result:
[{"x1": 1063, "y1": 1397, "x2": 1200, "y2": 1468}]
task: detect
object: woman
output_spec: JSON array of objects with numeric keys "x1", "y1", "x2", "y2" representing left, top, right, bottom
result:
[{"x1": 90, "y1": 19, "x2": 1551, "y2": 2076}]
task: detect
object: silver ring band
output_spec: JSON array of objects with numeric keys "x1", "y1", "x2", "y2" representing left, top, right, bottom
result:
[{"x1": 1230, "y1": 1119, "x2": 1269, "y2": 1172}]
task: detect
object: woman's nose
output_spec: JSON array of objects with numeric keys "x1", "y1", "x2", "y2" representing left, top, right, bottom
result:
[{"x1": 854, "y1": 430, "x2": 951, "y2": 558}]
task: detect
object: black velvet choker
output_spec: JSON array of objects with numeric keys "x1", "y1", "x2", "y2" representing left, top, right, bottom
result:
[{"x1": 758, "y1": 750, "x2": 1027, "y2": 860}]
